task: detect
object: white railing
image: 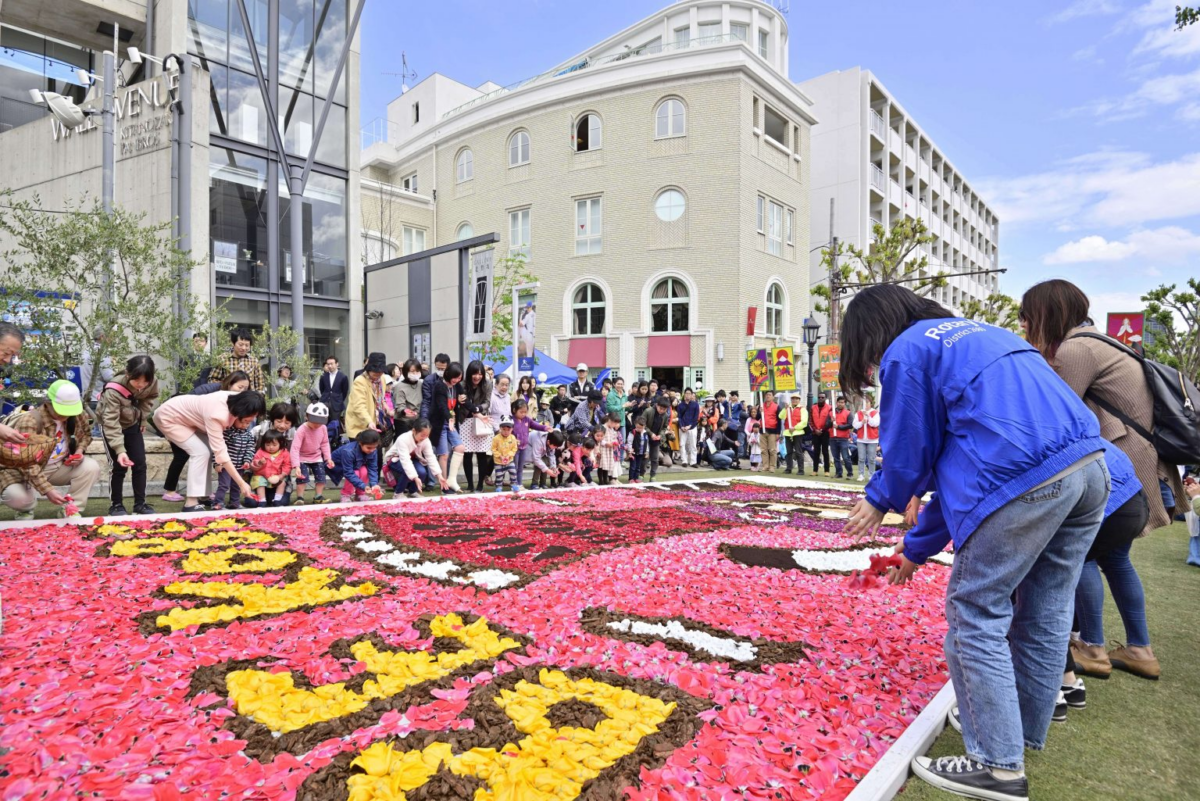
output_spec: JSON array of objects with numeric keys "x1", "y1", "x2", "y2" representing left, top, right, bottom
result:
[
  {"x1": 870, "y1": 109, "x2": 886, "y2": 140},
  {"x1": 360, "y1": 117, "x2": 407, "y2": 151},
  {"x1": 870, "y1": 163, "x2": 885, "y2": 190}
]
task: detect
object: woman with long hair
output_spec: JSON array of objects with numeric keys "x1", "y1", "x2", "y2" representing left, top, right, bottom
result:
[
  {"x1": 458, "y1": 360, "x2": 493, "y2": 492},
  {"x1": 1020, "y1": 279, "x2": 1181, "y2": 681},
  {"x1": 839, "y1": 284, "x2": 1134, "y2": 801}
]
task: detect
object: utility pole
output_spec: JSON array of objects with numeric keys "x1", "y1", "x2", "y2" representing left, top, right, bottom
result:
[{"x1": 827, "y1": 198, "x2": 839, "y2": 344}]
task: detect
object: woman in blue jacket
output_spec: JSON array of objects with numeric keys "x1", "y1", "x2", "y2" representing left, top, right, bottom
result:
[{"x1": 840, "y1": 285, "x2": 1119, "y2": 801}]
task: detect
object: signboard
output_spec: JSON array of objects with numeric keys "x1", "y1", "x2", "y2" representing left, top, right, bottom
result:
[
  {"x1": 746, "y1": 348, "x2": 771, "y2": 392},
  {"x1": 517, "y1": 291, "x2": 537, "y2": 371},
  {"x1": 818, "y1": 344, "x2": 841, "y2": 392},
  {"x1": 746, "y1": 307, "x2": 758, "y2": 337},
  {"x1": 213, "y1": 240, "x2": 238, "y2": 274},
  {"x1": 50, "y1": 73, "x2": 179, "y2": 160},
  {"x1": 466, "y1": 249, "x2": 494, "y2": 343},
  {"x1": 1107, "y1": 312, "x2": 1144, "y2": 354},
  {"x1": 771, "y1": 346, "x2": 797, "y2": 392}
]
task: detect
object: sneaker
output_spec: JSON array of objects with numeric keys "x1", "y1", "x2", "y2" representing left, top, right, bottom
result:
[
  {"x1": 910, "y1": 755, "x2": 1029, "y2": 801},
  {"x1": 404, "y1": 491, "x2": 419, "y2": 499},
  {"x1": 292, "y1": 496, "x2": 307, "y2": 506},
  {"x1": 1062, "y1": 678, "x2": 1086, "y2": 709},
  {"x1": 161, "y1": 491, "x2": 185, "y2": 503},
  {"x1": 513, "y1": 485, "x2": 523, "y2": 493},
  {"x1": 857, "y1": 475, "x2": 865, "y2": 482},
  {"x1": 108, "y1": 503, "x2": 128, "y2": 517},
  {"x1": 133, "y1": 503, "x2": 156, "y2": 515},
  {"x1": 1052, "y1": 691, "x2": 1068, "y2": 722},
  {"x1": 312, "y1": 495, "x2": 330, "y2": 504},
  {"x1": 784, "y1": 469, "x2": 793, "y2": 474},
  {"x1": 180, "y1": 504, "x2": 207, "y2": 513},
  {"x1": 495, "y1": 486, "x2": 505, "y2": 493},
  {"x1": 14, "y1": 510, "x2": 35, "y2": 521},
  {"x1": 948, "y1": 705, "x2": 962, "y2": 733}
]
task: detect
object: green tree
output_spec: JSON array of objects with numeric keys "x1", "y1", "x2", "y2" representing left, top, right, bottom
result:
[
  {"x1": 1141, "y1": 279, "x2": 1200, "y2": 385},
  {"x1": 0, "y1": 193, "x2": 223, "y2": 404},
  {"x1": 1177, "y1": 5, "x2": 1199, "y2": 28},
  {"x1": 961, "y1": 292, "x2": 1021, "y2": 332},
  {"x1": 468, "y1": 250, "x2": 536, "y2": 367}
]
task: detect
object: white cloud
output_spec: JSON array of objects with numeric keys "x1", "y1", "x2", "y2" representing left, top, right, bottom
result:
[
  {"x1": 978, "y1": 151, "x2": 1200, "y2": 228},
  {"x1": 1046, "y1": 0, "x2": 1121, "y2": 25},
  {"x1": 1088, "y1": 291, "x2": 1151, "y2": 326},
  {"x1": 1043, "y1": 226, "x2": 1200, "y2": 264}
]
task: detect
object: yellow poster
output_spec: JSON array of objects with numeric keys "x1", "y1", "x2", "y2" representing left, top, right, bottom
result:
[
  {"x1": 818, "y1": 344, "x2": 840, "y2": 392},
  {"x1": 771, "y1": 346, "x2": 797, "y2": 392}
]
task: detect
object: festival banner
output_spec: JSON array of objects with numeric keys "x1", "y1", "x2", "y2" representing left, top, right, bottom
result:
[
  {"x1": 746, "y1": 348, "x2": 771, "y2": 391},
  {"x1": 517, "y1": 291, "x2": 537, "y2": 371},
  {"x1": 771, "y1": 346, "x2": 797, "y2": 392},
  {"x1": 1107, "y1": 312, "x2": 1144, "y2": 354},
  {"x1": 818, "y1": 344, "x2": 841, "y2": 392}
]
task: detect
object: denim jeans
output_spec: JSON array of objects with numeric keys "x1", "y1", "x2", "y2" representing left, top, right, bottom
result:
[
  {"x1": 857, "y1": 442, "x2": 877, "y2": 479},
  {"x1": 1076, "y1": 542, "x2": 1150, "y2": 647},
  {"x1": 710, "y1": 449, "x2": 736, "y2": 470},
  {"x1": 946, "y1": 458, "x2": 1108, "y2": 771},
  {"x1": 389, "y1": 461, "x2": 431, "y2": 495},
  {"x1": 829, "y1": 438, "x2": 854, "y2": 477}
]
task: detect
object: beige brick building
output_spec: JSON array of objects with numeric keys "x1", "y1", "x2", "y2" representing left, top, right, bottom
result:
[{"x1": 360, "y1": 0, "x2": 815, "y2": 393}]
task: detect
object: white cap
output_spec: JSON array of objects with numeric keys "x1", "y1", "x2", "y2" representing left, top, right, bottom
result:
[{"x1": 576, "y1": 363, "x2": 588, "y2": 372}]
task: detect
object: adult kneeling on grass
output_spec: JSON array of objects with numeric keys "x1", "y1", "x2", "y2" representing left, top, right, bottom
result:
[
  {"x1": 0, "y1": 380, "x2": 101, "y2": 520},
  {"x1": 153, "y1": 390, "x2": 265, "y2": 512},
  {"x1": 839, "y1": 284, "x2": 1123, "y2": 801}
]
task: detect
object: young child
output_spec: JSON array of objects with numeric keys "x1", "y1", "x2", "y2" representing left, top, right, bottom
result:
[
  {"x1": 491, "y1": 415, "x2": 519, "y2": 492},
  {"x1": 595, "y1": 413, "x2": 622, "y2": 485},
  {"x1": 510, "y1": 400, "x2": 550, "y2": 489},
  {"x1": 251, "y1": 430, "x2": 292, "y2": 506},
  {"x1": 251, "y1": 402, "x2": 301, "y2": 504},
  {"x1": 627, "y1": 418, "x2": 649, "y2": 484},
  {"x1": 529, "y1": 429, "x2": 563, "y2": 489},
  {"x1": 745, "y1": 406, "x2": 763, "y2": 472},
  {"x1": 96, "y1": 355, "x2": 159, "y2": 516},
  {"x1": 213, "y1": 417, "x2": 257, "y2": 510},
  {"x1": 328, "y1": 429, "x2": 382, "y2": 502},
  {"x1": 291, "y1": 402, "x2": 336, "y2": 504},
  {"x1": 564, "y1": 436, "x2": 597, "y2": 486}
]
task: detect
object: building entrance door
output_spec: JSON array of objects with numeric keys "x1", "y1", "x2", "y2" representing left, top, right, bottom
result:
[{"x1": 650, "y1": 367, "x2": 684, "y2": 392}]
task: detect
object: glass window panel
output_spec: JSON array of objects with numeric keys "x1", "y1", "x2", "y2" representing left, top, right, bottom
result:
[
  {"x1": 228, "y1": 0, "x2": 268, "y2": 73},
  {"x1": 314, "y1": 101, "x2": 346, "y2": 167},
  {"x1": 218, "y1": 297, "x2": 270, "y2": 338},
  {"x1": 764, "y1": 105, "x2": 788, "y2": 146},
  {"x1": 279, "y1": 302, "x2": 350, "y2": 372},
  {"x1": 652, "y1": 304, "x2": 668, "y2": 332},
  {"x1": 226, "y1": 68, "x2": 269, "y2": 146},
  {"x1": 279, "y1": 171, "x2": 347, "y2": 299},
  {"x1": 574, "y1": 309, "x2": 587, "y2": 336},
  {"x1": 209, "y1": 146, "x2": 269, "y2": 290},
  {"x1": 313, "y1": 0, "x2": 347, "y2": 100},
  {"x1": 590, "y1": 307, "x2": 605, "y2": 334},
  {"x1": 590, "y1": 114, "x2": 602, "y2": 149},
  {"x1": 655, "y1": 190, "x2": 685, "y2": 222},
  {"x1": 590, "y1": 198, "x2": 601, "y2": 233},
  {"x1": 731, "y1": 23, "x2": 748, "y2": 42},
  {"x1": 671, "y1": 279, "x2": 688, "y2": 298},
  {"x1": 187, "y1": 0, "x2": 229, "y2": 62},
  {"x1": 672, "y1": 303, "x2": 689, "y2": 332},
  {"x1": 456, "y1": 222, "x2": 473, "y2": 240},
  {"x1": 278, "y1": 0, "x2": 315, "y2": 97},
  {"x1": 651, "y1": 281, "x2": 668, "y2": 300},
  {"x1": 206, "y1": 62, "x2": 228, "y2": 137},
  {"x1": 282, "y1": 90, "x2": 314, "y2": 157}
]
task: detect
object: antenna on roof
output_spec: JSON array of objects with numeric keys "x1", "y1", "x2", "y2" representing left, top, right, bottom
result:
[{"x1": 382, "y1": 52, "x2": 418, "y2": 94}]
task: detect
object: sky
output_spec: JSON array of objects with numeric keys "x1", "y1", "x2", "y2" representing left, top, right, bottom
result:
[{"x1": 358, "y1": 0, "x2": 1200, "y2": 326}]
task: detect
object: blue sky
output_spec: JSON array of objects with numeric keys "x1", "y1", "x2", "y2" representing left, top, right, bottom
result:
[{"x1": 359, "y1": 0, "x2": 1200, "y2": 324}]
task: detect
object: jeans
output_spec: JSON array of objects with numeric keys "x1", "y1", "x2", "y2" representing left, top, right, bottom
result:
[
  {"x1": 515, "y1": 447, "x2": 530, "y2": 487},
  {"x1": 629, "y1": 453, "x2": 646, "y2": 482},
  {"x1": 829, "y1": 438, "x2": 853, "y2": 477},
  {"x1": 946, "y1": 458, "x2": 1108, "y2": 771},
  {"x1": 857, "y1": 442, "x2": 877, "y2": 479},
  {"x1": 213, "y1": 469, "x2": 242, "y2": 506},
  {"x1": 104, "y1": 425, "x2": 147, "y2": 507},
  {"x1": 1076, "y1": 542, "x2": 1150, "y2": 647},
  {"x1": 811, "y1": 432, "x2": 830, "y2": 472},
  {"x1": 710, "y1": 449, "x2": 736, "y2": 470},
  {"x1": 436, "y1": 427, "x2": 462, "y2": 456},
  {"x1": 390, "y1": 461, "x2": 431, "y2": 494}
]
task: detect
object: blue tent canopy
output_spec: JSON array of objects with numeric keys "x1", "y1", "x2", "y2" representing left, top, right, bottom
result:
[{"x1": 478, "y1": 347, "x2": 577, "y2": 385}]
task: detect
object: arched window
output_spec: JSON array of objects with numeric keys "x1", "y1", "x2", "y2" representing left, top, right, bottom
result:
[
  {"x1": 508, "y1": 130, "x2": 530, "y2": 166},
  {"x1": 656, "y1": 98, "x2": 685, "y2": 138},
  {"x1": 574, "y1": 113, "x2": 602, "y2": 152},
  {"x1": 572, "y1": 282, "x2": 606, "y2": 336},
  {"x1": 456, "y1": 222, "x2": 474, "y2": 241},
  {"x1": 456, "y1": 149, "x2": 473, "y2": 182},
  {"x1": 654, "y1": 189, "x2": 686, "y2": 222},
  {"x1": 651, "y1": 277, "x2": 690, "y2": 333},
  {"x1": 765, "y1": 282, "x2": 784, "y2": 336}
]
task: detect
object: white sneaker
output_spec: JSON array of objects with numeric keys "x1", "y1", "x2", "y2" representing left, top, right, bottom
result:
[{"x1": 857, "y1": 474, "x2": 865, "y2": 482}]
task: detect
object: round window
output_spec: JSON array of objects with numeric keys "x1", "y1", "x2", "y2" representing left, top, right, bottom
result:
[{"x1": 654, "y1": 189, "x2": 685, "y2": 222}]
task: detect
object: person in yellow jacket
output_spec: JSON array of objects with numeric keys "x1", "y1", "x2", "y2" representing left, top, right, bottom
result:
[
  {"x1": 346, "y1": 352, "x2": 387, "y2": 439},
  {"x1": 782, "y1": 393, "x2": 809, "y2": 475}
]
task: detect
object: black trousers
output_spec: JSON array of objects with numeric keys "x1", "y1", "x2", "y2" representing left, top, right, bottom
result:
[
  {"x1": 784, "y1": 435, "x2": 806, "y2": 472},
  {"x1": 105, "y1": 425, "x2": 147, "y2": 506},
  {"x1": 811, "y1": 432, "x2": 831, "y2": 472}
]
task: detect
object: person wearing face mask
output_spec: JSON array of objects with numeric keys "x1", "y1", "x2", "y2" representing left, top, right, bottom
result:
[
  {"x1": 420, "y1": 353, "x2": 450, "y2": 420},
  {"x1": 392, "y1": 359, "x2": 424, "y2": 435}
]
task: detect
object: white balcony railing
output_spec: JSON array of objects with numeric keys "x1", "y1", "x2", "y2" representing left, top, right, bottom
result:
[
  {"x1": 870, "y1": 109, "x2": 886, "y2": 140},
  {"x1": 870, "y1": 163, "x2": 886, "y2": 190}
]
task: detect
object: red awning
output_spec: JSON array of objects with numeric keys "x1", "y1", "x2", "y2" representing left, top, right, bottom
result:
[
  {"x1": 647, "y1": 335, "x2": 691, "y2": 367},
  {"x1": 566, "y1": 338, "x2": 607, "y2": 370}
]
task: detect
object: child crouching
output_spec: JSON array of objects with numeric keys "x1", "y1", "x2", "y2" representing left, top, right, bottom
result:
[{"x1": 327, "y1": 429, "x2": 382, "y2": 502}]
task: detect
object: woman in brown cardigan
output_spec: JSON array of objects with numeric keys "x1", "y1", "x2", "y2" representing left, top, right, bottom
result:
[{"x1": 1021, "y1": 280, "x2": 1184, "y2": 681}]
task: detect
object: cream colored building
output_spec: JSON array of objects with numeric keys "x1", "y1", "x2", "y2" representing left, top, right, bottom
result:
[{"x1": 361, "y1": 0, "x2": 815, "y2": 393}]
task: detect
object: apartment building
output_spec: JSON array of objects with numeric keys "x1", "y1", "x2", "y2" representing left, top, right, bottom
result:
[
  {"x1": 360, "y1": 0, "x2": 815, "y2": 392},
  {"x1": 798, "y1": 67, "x2": 1000, "y2": 323}
]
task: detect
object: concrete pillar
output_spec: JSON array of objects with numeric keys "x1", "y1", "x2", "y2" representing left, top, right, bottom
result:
[
  {"x1": 772, "y1": 14, "x2": 782, "y2": 73},
  {"x1": 721, "y1": 3, "x2": 730, "y2": 35},
  {"x1": 689, "y1": 6, "x2": 698, "y2": 40}
]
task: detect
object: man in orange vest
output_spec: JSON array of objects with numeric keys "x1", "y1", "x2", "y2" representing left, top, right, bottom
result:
[
  {"x1": 760, "y1": 390, "x2": 781, "y2": 473},
  {"x1": 809, "y1": 393, "x2": 832, "y2": 476},
  {"x1": 782, "y1": 394, "x2": 809, "y2": 474},
  {"x1": 830, "y1": 395, "x2": 855, "y2": 479},
  {"x1": 853, "y1": 391, "x2": 881, "y2": 482}
]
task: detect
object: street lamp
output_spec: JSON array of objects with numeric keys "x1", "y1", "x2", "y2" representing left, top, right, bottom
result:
[{"x1": 802, "y1": 316, "x2": 821, "y2": 407}]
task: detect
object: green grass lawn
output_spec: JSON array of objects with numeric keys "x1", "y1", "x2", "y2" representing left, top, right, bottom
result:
[{"x1": 899, "y1": 522, "x2": 1200, "y2": 801}]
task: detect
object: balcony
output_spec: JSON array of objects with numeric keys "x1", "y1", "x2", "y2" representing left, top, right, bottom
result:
[
  {"x1": 888, "y1": 128, "x2": 902, "y2": 153},
  {"x1": 919, "y1": 202, "x2": 930, "y2": 221},
  {"x1": 870, "y1": 163, "x2": 886, "y2": 192},
  {"x1": 904, "y1": 143, "x2": 916, "y2": 169},
  {"x1": 869, "y1": 216, "x2": 883, "y2": 232},
  {"x1": 870, "y1": 109, "x2": 886, "y2": 141},
  {"x1": 889, "y1": 178, "x2": 903, "y2": 206}
]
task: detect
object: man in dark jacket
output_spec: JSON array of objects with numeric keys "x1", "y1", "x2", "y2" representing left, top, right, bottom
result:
[
  {"x1": 567, "y1": 363, "x2": 594, "y2": 412},
  {"x1": 318, "y1": 356, "x2": 350, "y2": 444},
  {"x1": 419, "y1": 353, "x2": 450, "y2": 420},
  {"x1": 638, "y1": 396, "x2": 672, "y2": 481},
  {"x1": 676, "y1": 388, "x2": 700, "y2": 467}
]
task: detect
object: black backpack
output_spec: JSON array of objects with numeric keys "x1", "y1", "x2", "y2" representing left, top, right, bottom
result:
[{"x1": 1071, "y1": 332, "x2": 1200, "y2": 465}]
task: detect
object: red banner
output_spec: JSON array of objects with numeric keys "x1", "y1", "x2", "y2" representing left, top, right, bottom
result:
[
  {"x1": 1106, "y1": 312, "x2": 1144, "y2": 354},
  {"x1": 746, "y1": 307, "x2": 758, "y2": 337}
]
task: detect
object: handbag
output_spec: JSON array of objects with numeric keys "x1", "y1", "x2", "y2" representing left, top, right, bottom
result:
[{"x1": 474, "y1": 417, "x2": 494, "y2": 437}]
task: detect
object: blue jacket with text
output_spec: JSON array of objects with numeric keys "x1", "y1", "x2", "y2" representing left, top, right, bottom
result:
[{"x1": 864, "y1": 318, "x2": 1118, "y2": 564}]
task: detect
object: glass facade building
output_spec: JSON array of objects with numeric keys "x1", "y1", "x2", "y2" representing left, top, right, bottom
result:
[{"x1": 189, "y1": 0, "x2": 351, "y2": 368}]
